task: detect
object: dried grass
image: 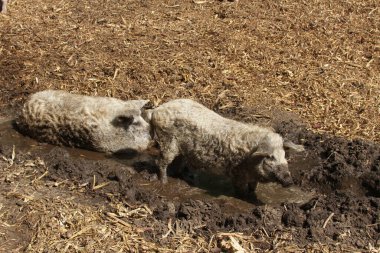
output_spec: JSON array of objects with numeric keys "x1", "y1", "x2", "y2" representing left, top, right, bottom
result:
[{"x1": 0, "y1": 0, "x2": 379, "y2": 142}]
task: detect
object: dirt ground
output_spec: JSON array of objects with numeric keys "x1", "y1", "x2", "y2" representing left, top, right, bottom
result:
[{"x1": 0, "y1": 0, "x2": 379, "y2": 252}]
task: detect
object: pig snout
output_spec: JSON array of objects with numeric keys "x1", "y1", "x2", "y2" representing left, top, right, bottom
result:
[{"x1": 275, "y1": 165, "x2": 293, "y2": 187}]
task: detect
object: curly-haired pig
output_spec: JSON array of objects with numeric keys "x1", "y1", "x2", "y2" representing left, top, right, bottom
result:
[
  {"x1": 16, "y1": 90, "x2": 153, "y2": 154},
  {"x1": 149, "y1": 99, "x2": 304, "y2": 196}
]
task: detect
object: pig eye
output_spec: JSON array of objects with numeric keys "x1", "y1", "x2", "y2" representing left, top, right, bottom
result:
[{"x1": 268, "y1": 155, "x2": 275, "y2": 160}]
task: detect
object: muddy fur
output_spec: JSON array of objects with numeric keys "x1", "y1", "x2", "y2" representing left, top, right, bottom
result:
[
  {"x1": 16, "y1": 90, "x2": 153, "y2": 154},
  {"x1": 150, "y1": 99, "x2": 304, "y2": 196}
]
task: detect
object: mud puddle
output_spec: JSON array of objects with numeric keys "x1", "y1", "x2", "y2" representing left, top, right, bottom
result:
[
  {"x1": 0, "y1": 119, "x2": 314, "y2": 207},
  {"x1": 148, "y1": 171, "x2": 315, "y2": 206}
]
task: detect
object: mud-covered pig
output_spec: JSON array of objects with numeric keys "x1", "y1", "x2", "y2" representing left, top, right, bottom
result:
[
  {"x1": 149, "y1": 99, "x2": 304, "y2": 196},
  {"x1": 16, "y1": 90, "x2": 153, "y2": 154}
]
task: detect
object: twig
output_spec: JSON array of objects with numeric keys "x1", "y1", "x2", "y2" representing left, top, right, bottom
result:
[
  {"x1": 208, "y1": 234, "x2": 214, "y2": 248},
  {"x1": 68, "y1": 226, "x2": 93, "y2": 240},
  {"x1": 312, "y1": 199, "x2": 318, "y2": 210},
  {"x1": 229, "y1": 236, "x2": 245, "y2": 253},
  {"x1": 106, "y1": 212, "x2": 131, "y2": 228},
  {"x1": 341, "y1": 61, "x2": 364, "y2": 69},
  {"x1": 92, "y1": 181, "x2": 110, "y2": 190},
  {"x1": 262, "y1": 227, "x2": 269, "y2": 237},
  {"x1": 162, "y1": 4, "x2": 180, "y2": 8},
  {"x1": 92, "y1": 175, "x2": 96, "y2": 189},
  {"x1": 251, "y1": 114, "x2": 271, "y2": 119},
  {"x1": 217, "y1": 232, "x2": 246, "y2": 238},
  {"x1": 193, "y1": 0, "x2": 208, "y2": 4},
  {"x1": 31, "y1": 170, "x2": 49, "y2": 184},
  {"x1": 143, "y1": 204, "x2": 153, "y2": 215},
  {"x1": 162, "y1": 218, "x2": 174, "y2": 238},
  {"x1": 11, "y1": 145, "x2": 15, "y2": 164},
  {"x1": 322, "y1": 212, "x2": 334, "y2": 228},
  {"x1": 366, "y1": 222, "x2": 380, "y2": 227}
]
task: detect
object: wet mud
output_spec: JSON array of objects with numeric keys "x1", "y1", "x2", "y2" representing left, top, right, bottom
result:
[{"x1": 0, "y1": 117, "x2": 379, "y2": 249}]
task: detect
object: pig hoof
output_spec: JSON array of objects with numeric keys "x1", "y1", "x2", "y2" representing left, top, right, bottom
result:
[{"x1": 160, "y1": 174, "x2": 168, "y2": 184}]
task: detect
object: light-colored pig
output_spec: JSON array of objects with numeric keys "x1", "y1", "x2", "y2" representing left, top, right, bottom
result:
[
  {"x1": 16, "y1": 90, "x2": 153, "y2": 154},
  {"x1": 149, "y1": 99, "x2": 304, "y2": 195}
]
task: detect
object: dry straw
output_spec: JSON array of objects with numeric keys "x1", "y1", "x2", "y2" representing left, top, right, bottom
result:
[{"x1": 0, "y1": 0, "x2": 379, "y2": 142}]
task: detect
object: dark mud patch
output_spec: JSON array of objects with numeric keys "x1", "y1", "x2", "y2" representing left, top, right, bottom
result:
[
  {"x1": 276, "y1": 120, "x2": 380, "y2": 198},
  {"x1": 38, "y1": 134, "x2": 379, "y2": 248}
]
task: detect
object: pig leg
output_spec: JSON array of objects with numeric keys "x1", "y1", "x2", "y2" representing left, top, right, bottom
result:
[
  {"x1": 247, "y1": 181, "x2": 258, "y2": 193},
  {"x1": 233, "y1": 179, "x2": 259, "y2": 202},
  {"x1": 232, "y1": 171, "x2": 249, "y2": 197},
  {"x1": 232, "y1": 165, "x2": 258, "y2": 199},
  {"x1": 157, "y1": 138, "x2": 179, "y2": 184},
  {"x1": 1, "y1": 0, "x2": 7, "y2": 13}
]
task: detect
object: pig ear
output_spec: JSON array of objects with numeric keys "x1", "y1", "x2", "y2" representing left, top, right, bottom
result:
[
  {"x1": 133, "y1": 100, "x2": 151, "y2": 109},
  {"x1": 283, "y1": 140, "x2": 305, "y2": 152},
  {"x1": 252, "y1": 151, "x2": 271, "y2": 160},
  {"x1": 141, "y1": 109, "x2": 153, "y2": 122}
]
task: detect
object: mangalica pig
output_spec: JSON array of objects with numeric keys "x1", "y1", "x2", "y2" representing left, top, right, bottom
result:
[
  {"x1": 16, "y1": 90, "x2": 153, "y2": 154},
  {"x1": 149, "y1": 99, "x2": 304, "y2": 195}
]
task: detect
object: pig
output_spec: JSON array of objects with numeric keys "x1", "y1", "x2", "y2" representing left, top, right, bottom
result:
[
  {"x1": 149, "y1": 99, "x2": 304, "y2": 196},
  {"x1": 16, "y1": 90, "x2": 153, "y2": 154}
]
